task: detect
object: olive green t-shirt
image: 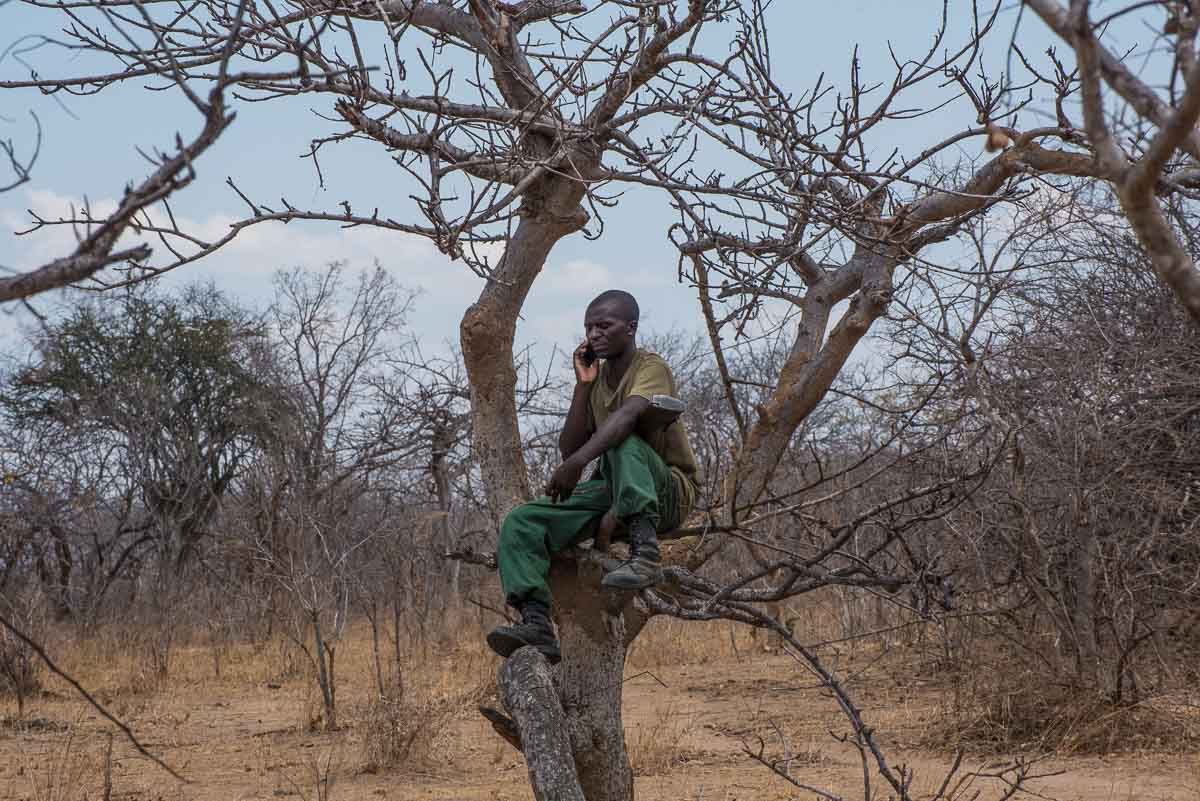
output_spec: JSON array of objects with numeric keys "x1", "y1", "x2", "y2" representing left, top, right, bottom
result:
[{"x1": 587, "y1": 349, "x2": 700, "y2": 522}]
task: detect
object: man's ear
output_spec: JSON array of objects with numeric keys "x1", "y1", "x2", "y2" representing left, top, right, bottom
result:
[{"x1": 627, "y1": 319, "x2": 638, "y2": 335}]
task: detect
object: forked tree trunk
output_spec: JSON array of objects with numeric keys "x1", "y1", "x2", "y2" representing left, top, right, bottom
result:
[
  {"x1": 311, "y1": 611, "x2": 337, "y2": 730},
  {"x1": 724, "y1": 252, "x2": 894, "y2": 523},
  {"x1": 461, "y1": 176, "x2": 639, "y2": 799},
  {"x1": 483, "y1": 219, "x2": 890, "y2": 801}
]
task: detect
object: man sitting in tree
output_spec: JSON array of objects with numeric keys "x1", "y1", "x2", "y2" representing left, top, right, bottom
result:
[{"x1": 486, "y1": 290, "x2": 699, "y2": 663}]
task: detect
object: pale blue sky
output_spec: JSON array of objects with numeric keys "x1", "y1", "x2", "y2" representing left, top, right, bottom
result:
[{"x1": 0, "y1": 2, "x2": 1108, "y2": 359}]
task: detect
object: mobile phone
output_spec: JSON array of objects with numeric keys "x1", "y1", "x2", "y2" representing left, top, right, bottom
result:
[{"x1": 582, "y1": 344, "x2": 597, "y2": 366}]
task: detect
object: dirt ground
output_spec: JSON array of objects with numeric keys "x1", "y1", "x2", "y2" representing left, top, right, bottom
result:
[{"x1": 1, "y1": 619, "x2": 1197, "y2": 801}]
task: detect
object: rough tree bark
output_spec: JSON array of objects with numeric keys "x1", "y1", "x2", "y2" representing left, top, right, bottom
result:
[
  {"x1": 546, "y1": 555, "x2": 644, "y2": 801},
  {"x1": 480, "y1": 539, "x2": 654, "y2": 801}
]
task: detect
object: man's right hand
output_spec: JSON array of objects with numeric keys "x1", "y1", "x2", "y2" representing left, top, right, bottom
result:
[{"x1": 573, "y1": 340, "x2": 599, "y2": 384}]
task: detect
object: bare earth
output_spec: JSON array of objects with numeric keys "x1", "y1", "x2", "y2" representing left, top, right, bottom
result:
[{"x1": 1, "y1": 622, "x2": 1197, "y2": 801}]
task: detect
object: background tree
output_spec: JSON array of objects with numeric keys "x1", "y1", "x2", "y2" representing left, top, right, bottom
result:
[
  {"x1": 1, "y1": 284, "x2": 272, "y2": 629},
  {"x1": 4, "y1": 2, "x2": 1200, "y2": 799},
  {"x1": 2, "y1": 0, "x2": 745, "y2": 519},
  {"x1": 945, "y1": 193, "x2": 1200, "y2": 701},
  {"x1": 1024, "y1": 0, "x2": 1200, "y2": 322},
  {"x1": 244, "y1": 263, "x2": 417, "y2": 729}
]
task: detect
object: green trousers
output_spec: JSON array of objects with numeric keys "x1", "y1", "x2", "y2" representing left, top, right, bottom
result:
[{"x1": 498, "y1": 435, "x2": 679, "y2": 607}]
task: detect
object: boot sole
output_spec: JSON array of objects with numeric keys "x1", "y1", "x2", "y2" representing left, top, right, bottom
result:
[
  {"x1": 601, "y1": 573, "x2": 662, "y2": 591},
  {"x1": 486, "y1": 630, "x2": 562, "y2": 665}
]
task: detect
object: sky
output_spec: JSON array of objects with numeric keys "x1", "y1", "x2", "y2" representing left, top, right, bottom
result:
[{"x1": 0, "y1": 2, "x2": 1103, "y2": 366}]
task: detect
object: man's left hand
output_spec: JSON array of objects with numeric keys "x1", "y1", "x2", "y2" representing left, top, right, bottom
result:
[{"x1": 545, "y1": 458, "x2": 584, "y2": 503}]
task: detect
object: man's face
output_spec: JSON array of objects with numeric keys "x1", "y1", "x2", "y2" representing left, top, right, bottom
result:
[{"x1": 584, "y1": 301, "x2": 636, "y2": 360}]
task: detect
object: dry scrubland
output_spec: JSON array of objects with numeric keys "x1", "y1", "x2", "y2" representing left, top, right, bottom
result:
[{"x1": 2, "y1": 605, "x2": 1197, "y2": 801}]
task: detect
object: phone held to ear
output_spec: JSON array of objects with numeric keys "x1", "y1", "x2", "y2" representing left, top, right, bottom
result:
[{"x1": 582, "y1": 344, "x2": 597, "y2": 366}]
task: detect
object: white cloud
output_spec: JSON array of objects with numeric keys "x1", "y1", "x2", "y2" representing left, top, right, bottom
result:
[
  {"x1": 1, "y1": 188, "x2": 701, "y2": 365},
  {"x1": 0, "y1": 187, "x2": 486, "y2": 348},
  {"x1": 540, "y1": 258, "x2": 613, "y2": 295}
]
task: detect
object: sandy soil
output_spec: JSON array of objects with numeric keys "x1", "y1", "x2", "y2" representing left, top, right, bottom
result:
[{"x1": 1, "y1": 631, "x2": 1196, "y2": 801}]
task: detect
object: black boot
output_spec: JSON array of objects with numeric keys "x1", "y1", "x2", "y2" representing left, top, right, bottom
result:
[
  {"x1": 601, "y1": 516, "x2": 663, "y2": 591},
  {"x1": 486, "y1": 599, "x2": 561, "y2": 664}
]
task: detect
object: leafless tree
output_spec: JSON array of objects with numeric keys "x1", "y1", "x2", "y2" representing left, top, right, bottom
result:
[
  {"x1": 6, "y1": 1, "x2": 1199, "y2": 797},
  {"x1": 3, "y1": 0, "x2": 748, "y2": 521},
  {"x1": 511, "y1": 2, "x2": 1188, "y2": 796},
  {"x1": 0, "y1": 588, "x2": 44, "y2": 719},
  {"x1": 245, "y1": 263, "x2": 418, "y2": 729},
  {"x1": 1, "y1": 283, "x2": 273, "y2": 637},
  {"x1": 944, "y1": 195, "x2": 1200, "y2": 700}
]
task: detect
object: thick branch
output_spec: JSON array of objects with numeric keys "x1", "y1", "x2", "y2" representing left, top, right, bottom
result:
[
  {"x1": 498, "y1": 647, "x2": 587, "y2": 801},
  {"x1": 902, "y1": 141, "x2": 1098, "y2": 229}
]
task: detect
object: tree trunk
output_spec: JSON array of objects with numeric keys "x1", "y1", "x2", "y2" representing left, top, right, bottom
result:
[
  {"x1": 459, "y1": 182, "x2": 588, "y2": 520},
  {"x1": 430, "y1": 418, "x2": 460, "y2": 599},
  {"x1": 548, "y1": 556, "x2": 637, "y2": 801},
  {"x1": 1067, "y1": 497, "x2": 1101, "y2": 689},
  {"x1": 459, "y1": 174, "x2": 631, "y2": 800},
  {"x1": 495, "y1": 553, "x2": 640, "y2": 801},
  {"x1": 366, "y1": 599, "x2": 386, "y2": 697},
  {"x1": 311, "y1": 611, "x2": 337, "y2": 730}
]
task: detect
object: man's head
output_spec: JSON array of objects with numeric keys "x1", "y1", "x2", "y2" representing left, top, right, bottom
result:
[{"x1": 584, "y1": 290, "x2": 639, "y2": 360}]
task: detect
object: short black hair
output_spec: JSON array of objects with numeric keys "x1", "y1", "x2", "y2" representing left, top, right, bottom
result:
[{"x1": 587, "y1": 289, "x2": 639, "y2": 322}]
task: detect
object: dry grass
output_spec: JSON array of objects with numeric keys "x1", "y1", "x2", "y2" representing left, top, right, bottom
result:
[
  {"x1": 628, "y1": 703, "x2": 693, "y2": 776},
  {"x1": 627, "y1": 617, "x2": 751, "y2": 668},
  {"x1": 13, "y1": 716, "x2": 97, "y2": 801},
  {"x1": 1, "y1": 602, "x2": 1197, "y2": 801}
]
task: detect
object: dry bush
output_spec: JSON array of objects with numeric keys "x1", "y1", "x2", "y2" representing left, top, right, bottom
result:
[
  {"x1": 360, "y1": 675, "x2": 490, "y2": 773},
  {"x1": 359, "y1": 626, "x2": 492, "y2": 773},
  {"x1": 278, "y1": 747, "x2": 342, "y2": 801},
  {"x1": 0, "y1": 625, "x2": 41, "y2": 716},
  {"x1": 923, "y1": 663, "x2": 1200, "y2": 755},
  {"x1": 360, "y1": 693, "x2": 459, "y2": 773}
]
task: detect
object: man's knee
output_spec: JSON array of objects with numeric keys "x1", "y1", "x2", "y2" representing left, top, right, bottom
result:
[{"x1": 499, "y1": 503, "x2": 539, "y2": 551}]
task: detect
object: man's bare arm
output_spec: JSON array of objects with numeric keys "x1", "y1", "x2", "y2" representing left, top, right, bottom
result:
[
  {"x1": 559, "y1": 340, "x2": 599, "y2": 460},
  {"x1": 564, "y1": 396, "x2": 650, "y2": 467},
  {"x1": 558, "y1": 382, "x2": 593, "y2": 460},
  {"x1": 545, "y1": 395, "x2": 651, "y2": 501}
]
